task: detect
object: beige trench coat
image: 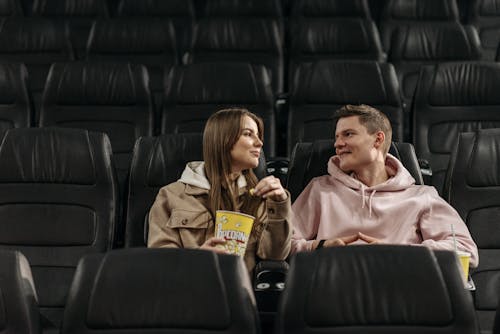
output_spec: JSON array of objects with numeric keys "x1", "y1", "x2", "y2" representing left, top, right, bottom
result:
[{"x1": 148, "y1": 181, "x2": 292, "y2": 272}]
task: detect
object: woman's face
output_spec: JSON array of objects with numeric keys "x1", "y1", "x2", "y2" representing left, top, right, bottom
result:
[{"x1": 230, "y1": 115, "x2": 263, "y2": 173}]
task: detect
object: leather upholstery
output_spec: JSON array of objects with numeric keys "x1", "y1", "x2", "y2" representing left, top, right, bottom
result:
[
  {"x1": 200, "y1": 0, "x2": 283, "y2": 17},
  {"x1": 276, "y1": 246, "x2": 478, "y2": 334},
  {"x1": 86, "y1": 18, "x2": 178, "y2": 114},
  {"x1": 290, "y1": 0, "x2": 371, "y2": 18},
  {"x1": 116, "y1": 0, "x2": 195, "y2": 57},
  {"x1": 0, "y1": 250, "x2": 40, "y2": 334},
  {"x1": 0, "y1": 63, "x2": 31, "y2": 140},
  {"x1": 0, "y1": 18, "x2": 74, "y2": 115},
  {"x1": 187, "y1": 17, "x2": 284, "y2": 94},
  {"x1": 0, "y1": 127, "x2": 117, "y2": 330},
  {"x1": 287, "y1": 140, "x2": 423, "y2": 201},
  {"x1": 125, "y1": 133, "x2": 267, "y2": 247},
  {"x1": 62, "y1": 248, "x2": 259, "y2": 334},
  {"x1": 444, "y1": 128, "x2": 500, "y2": 334},
  {"x1": 468, "y1": 0, "x2": 500, "y2": 60},
  {"x1": 289, "y1": 18, "x2": 386, "y2": 78},
  {"x1": 40, "y1": 61, "x2": 153, "y2": 191},
  {"x1": 289, "y1": 60, "x2": 403, "y2": 155},
  {"x1": 413, "y1": 61, "x2": 500, "y2": 194},
  {"x1": 0, "y1": 0, "x2": 23, "y2": 16},
  {"x1": 162, "y1": 62, "x2": 276, "y2": 156}
]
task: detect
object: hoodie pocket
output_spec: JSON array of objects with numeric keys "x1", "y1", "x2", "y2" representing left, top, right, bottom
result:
[{"x1": 166, "y1": 209, "x2": 212, "y2": 247}]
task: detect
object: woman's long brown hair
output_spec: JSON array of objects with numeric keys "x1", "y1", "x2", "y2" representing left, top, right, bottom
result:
[{"x1": 203, "y1": 108, "x2": 264, "y2": 220}]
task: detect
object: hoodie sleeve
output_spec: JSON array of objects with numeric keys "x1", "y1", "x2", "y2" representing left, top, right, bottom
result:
[
  {"x1": 419, "y1": 188, "x2": 479, "y2": 268},
  {"x1": 290, "y1": 179, "x2": 322, "y2": 253}
]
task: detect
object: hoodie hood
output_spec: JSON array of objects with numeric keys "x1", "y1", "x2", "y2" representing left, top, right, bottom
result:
[
  {"x1": 328, "y1": 154, "x2": 416, "y2": 218},
  {"x1": 178, "y1": 161, "x2": 247, "y2": 190},
  {"x1": 329, "y1": 153, "x2": 415, "y2": 191}
]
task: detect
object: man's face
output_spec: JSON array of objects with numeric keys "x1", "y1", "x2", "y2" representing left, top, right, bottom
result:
[{"x1": 334, "y1": 116, "x2": 379, "y2": 173}]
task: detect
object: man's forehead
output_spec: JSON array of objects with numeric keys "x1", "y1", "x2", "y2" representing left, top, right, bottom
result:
[{"x1": 335, "y1": 116, "x2": 364, "y2": 132}]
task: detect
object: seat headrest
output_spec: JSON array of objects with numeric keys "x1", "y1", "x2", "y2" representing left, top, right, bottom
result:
[
  {"x1": 292, "y1": 18, "x2": 380, "y2": 54},
  {"x1": 0, "y1": 18, "x2": 68, "y2": 52},
  {"x1": 145, "y1": 134, "x2": 204, "y2": 187},
  {"x1": 117, "y1": 0, "x2": 194, "y2": 17},
  {"x1": 0, "y1": 63, "x2": 27, "y2": 104},
  {"x1": 194, "y1": 18, "x2": 282, "y2": 52},
  {"x1": 427, "y1": 62, "x2": 500, "y2": 106},
  {"x1": 296, "y1": 246, "x2": 453, "y2": 326},
  {"x1": 44, "y1": 62, "x2": 149, "y2": 106},
  {"x1": 203, "y1": 0, "x2": 282, "y2": 17},
  {"x1": 89, "y1": 19, "x2": 176, "y2": 53},
  {"x1": 86, "y1": 249, "x2": 232, "y2": 329},
  {"x1": 390, "y1": 23, "x2": 480, "y2": 61},
  {"x1": 33, "y1": 0, "x2": 107, "y2": 16},
  {"x1": 292, "y1": 61, "x2": 400, "y2": 106},
  {"x1": 165, "y1": 63, "x2": 272, "y2": 104},
  {"x1": 468, "y1": 129, "x2": 500, "y2": 187},
  {"x1": 383, "y1": 0, "x2": 459, "y2": 20},
  {"x1": 292, "y1": 0, "x2": 370, "y2": 18},
  {"x1": 0, "y1": 128, "x2": 99, "y2": 184}
]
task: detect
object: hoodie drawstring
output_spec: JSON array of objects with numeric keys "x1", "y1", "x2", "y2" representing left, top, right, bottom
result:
[{"x1": 360, "y1": 185, "x2": 376, "y2": 218}]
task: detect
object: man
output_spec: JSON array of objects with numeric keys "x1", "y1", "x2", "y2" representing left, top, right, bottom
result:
[{"x1": 291, "y1": 104, "x2": 478, "y2": 267}]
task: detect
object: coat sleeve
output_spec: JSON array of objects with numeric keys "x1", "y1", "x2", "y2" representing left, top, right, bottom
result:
[
  {"x1": 419, "y1": 188, "x2": 479, "y2": 268},
  {"x1": 256, "y1": 192, "x2": 292, "y2": 261},
  {"x1": 290, "y1": 179, "x2": 321, "y2": 253},
  {"x1": 147, "y1": 187, "x2": 182, "y2": 248}
]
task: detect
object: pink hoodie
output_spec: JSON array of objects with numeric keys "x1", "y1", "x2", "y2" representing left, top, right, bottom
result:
[{"x1": 291, "y1": 154, "x2": 479, "y2": 267}]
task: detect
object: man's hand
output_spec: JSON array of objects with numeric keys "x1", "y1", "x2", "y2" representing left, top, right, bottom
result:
[
  {"x1": 199, "y1": 237, "x2": 230, "y2": 254},
  {"x1": 357, "y1": 232, "x2": 381, "y2": 244}
]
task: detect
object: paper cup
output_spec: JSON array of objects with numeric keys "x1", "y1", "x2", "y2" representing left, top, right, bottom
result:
[
  {"x1": 456, "y1": 251, "x2": 471, "y2": 282},
  {"x1": 215, "y1": 210, "x2": 255, "y2": 256}
]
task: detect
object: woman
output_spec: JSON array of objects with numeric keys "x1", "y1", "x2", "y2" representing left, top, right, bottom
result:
[{"x1": 148, "y1": 108, "x2": 292, "y2": 272}]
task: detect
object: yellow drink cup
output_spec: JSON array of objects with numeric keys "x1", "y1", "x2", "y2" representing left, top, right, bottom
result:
[
  {"x1": 456, "y1": 251, "x2": 471, "y2": 283},
  {"x1": 215, "y1": 210, "x2": 255, "y2": 256}
]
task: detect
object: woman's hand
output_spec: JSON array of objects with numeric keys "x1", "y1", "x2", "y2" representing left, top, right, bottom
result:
[
  {"x1": 252, "y1": 175, "x2": 287, "y2": 202},
  {"x1": 199, "y1": 237, "x2": 230, "y2": 254}
]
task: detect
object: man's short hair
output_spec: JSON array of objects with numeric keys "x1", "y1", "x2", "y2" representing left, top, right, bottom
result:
[{"x1": 335, "y1": 104, "x2": 393, "y2": 154}]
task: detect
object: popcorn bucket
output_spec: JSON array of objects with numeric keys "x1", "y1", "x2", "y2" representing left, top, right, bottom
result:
[{"x1": 215, "y1": 210, "x2": 255, "y2": 256}]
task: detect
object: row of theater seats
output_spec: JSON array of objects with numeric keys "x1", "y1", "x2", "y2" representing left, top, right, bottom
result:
[
  {"x1": 0, "y1": 245, "x2": 489, "y2": 334},
  {"x1": 1, "y1": 126, "x2": 500, "y2": 333},
  {"x1": 4, "y1": 59, "x2": 500, "y2": 196}
]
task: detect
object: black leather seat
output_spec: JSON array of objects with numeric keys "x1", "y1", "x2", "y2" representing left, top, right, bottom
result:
[
  {"x1": 116, "y1": 0, "x2": 194, "y2": 60},
  {"x1": 290, "y1": 0, "x2": 371, "y2": 18},
  {"x1": 200, "y1": 0, "x2": 283, "y2": 18},
  {"x1": 125, "y1": 133, "x2": 267, "y2": 248},
  {"x1": 388, "y1": 22, "x2": 481, "y2": 119},
  {"x1": 287, "y1": 139, "x2": 423, "y2": 201},
  {"x1": 288, "y1": 60, "x2": 403, "y2": 155},
  {"x1": 32, "y1": 0, "x2": 108, "y2": 59},
  {"x1": 289, "y1": 17, "x2": 386, "y2": 80},
  {"x1": 0, "y1": 0, "x2": 23, "y2": 16},
  {"x1": 40, "y1": 61, "x2": 153, "y2": 194},
  {"x1": 186, "y1": 18, "x2": 284, "y2": 95},
  {"x1": 413, "y1": 61, "x2": 500, "y2": 194},
  {"x1": 162, "y1": 62, "x2": 276, "y2": 156},
  {"x1": 444, "y1": 128, "x2": 500, "y2": 334},
  {"x1": 61, "y1": 248, "x2": 260, "y2": 334},
  {"x1": 86, "y1": 18, "x2": 178, "y2": 117},
  {"x1": 0, "y1": 250, "x2": 40, "y2": 334},
  {"x1": 379, "y1": 0, "x2": 460, "y2": 50},
  {"x1": 0, "y1": 63, "x2": 31, "y2": 140},
  {"x1": 0, "y1": 127, "x2": 118, "y2": 331},
  {"x1": 276, "y1": 245, "x2": 479, "y2": 334},
  {"x1": 0, "y1": 18, "x2": 74, "y2": 118},
  {"x1": 468, "y1": 0, "x2": 500, "y2": 60}
]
